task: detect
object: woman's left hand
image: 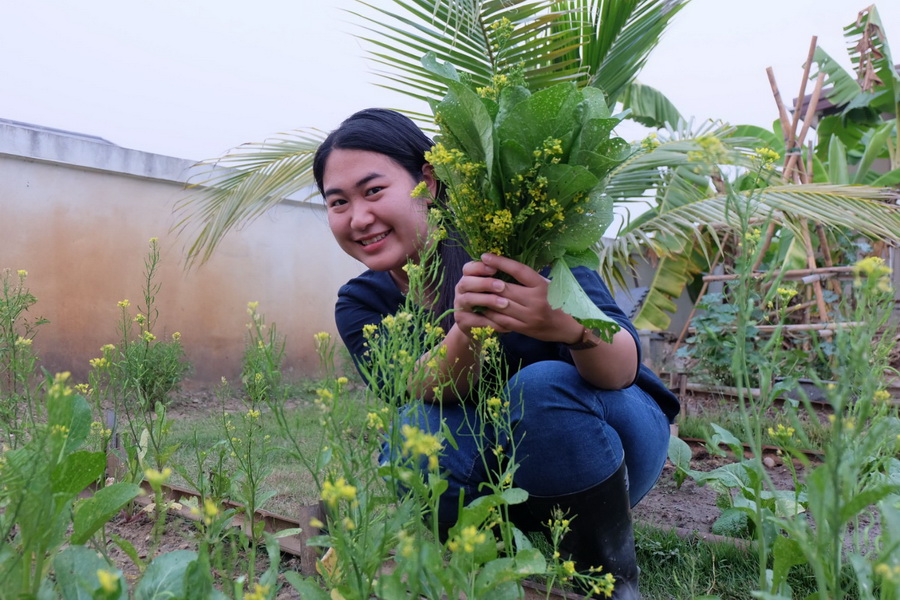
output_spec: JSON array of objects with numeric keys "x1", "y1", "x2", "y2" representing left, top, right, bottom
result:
[{"x1": 461, "y1": 253, "x2": 582, "y2": 344}]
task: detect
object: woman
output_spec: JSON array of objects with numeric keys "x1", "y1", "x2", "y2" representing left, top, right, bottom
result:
[{"x1": 313, "y1": 108, "x2": 679, "y2": 599}]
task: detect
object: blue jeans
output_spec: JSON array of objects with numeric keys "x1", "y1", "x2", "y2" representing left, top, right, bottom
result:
[{"x1": 397, "y1": 360, "x2": 671, "y2": 523}]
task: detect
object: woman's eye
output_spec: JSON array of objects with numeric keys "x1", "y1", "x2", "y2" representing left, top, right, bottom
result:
[
  {"x1": 365, "y1": 186, "x2": 384, "y2": 197},
  {"x1": 328, "y1": 198, "x2": 347, "y2": 208}
]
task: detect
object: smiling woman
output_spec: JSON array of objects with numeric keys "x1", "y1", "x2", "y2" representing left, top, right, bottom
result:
[{"x1": 312, "y1": 108, "x2": 679, "y2": 598}]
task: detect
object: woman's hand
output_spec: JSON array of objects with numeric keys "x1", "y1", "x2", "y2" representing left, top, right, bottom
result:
[
  {"x1": 454, "y1": 253, "x2": 583, "y2": 344},
  {"x1": 454, "y1": 253, "x2": 639, "y2": 389}
]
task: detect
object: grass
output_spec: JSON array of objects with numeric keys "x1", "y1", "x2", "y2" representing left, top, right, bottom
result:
[
  {"x1": 635, "y1": 524, "x2": 821, "y2": 599},
  {"x1": 677, "y1": 394, "x2": 832, "y2": 452},
  {"x1": 164, "y1": 384, "x2": 368, "y2": 517}
]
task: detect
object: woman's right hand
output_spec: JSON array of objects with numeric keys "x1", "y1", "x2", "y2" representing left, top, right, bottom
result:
[{"x1": 453, "y1": 259, "x2": 511, "y2": 338}]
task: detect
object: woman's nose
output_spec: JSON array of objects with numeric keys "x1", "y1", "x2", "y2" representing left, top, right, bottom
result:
[{"x1": 349, "y1": 202, "x2": 375, "y2": 230}]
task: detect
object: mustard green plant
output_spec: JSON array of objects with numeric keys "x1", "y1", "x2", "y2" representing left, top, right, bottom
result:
[
  {"x1": 669, "y1": 189, "x2": 900, "y2": 599},
  {"x1": 0, "y1": 268, "x2": 48, "y2": 449}
]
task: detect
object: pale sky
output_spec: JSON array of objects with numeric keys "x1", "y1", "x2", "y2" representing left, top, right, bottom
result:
[{"x1": 2, "y1": 0, "x2": 896, "y2": 162}]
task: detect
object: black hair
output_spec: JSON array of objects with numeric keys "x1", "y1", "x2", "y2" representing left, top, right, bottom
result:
[
  {"x1": 314, "y1": 108, "x2": 470, "y2": 329},
  {"x1": 313, "y1": 108, "x2": 434, "y2": 196}
]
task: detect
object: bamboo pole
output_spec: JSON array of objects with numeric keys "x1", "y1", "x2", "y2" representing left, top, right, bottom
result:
[
  {"x1": 786, "y1": 37, "x2": 819, "y2": 172},
  {"x1": 784, "y1": 72, "x2": 826, "y2": 179},
  {"x1": 767, "y1": 67, "x2": 794, "y2": 148},
  {"x1": 702, "y1": 265, "x2": 855, "y2": 282}
]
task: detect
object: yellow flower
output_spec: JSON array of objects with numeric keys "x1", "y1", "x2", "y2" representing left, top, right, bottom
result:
[
  {"x1": 134, "y1": 313, "x2": 146, "y2": 324},
  {"x1": 76, "y1": 383, "x2": 91, "y2": 395},
  {"x1": 321, "y1": 477, "x2": 357, "y2": 507},
  {"x1": 400, "y1": 425, "x2": 442, "y2": 461},
  {"x1": 117, "y1": 299, "x2": 130, "y2": 308},
  {"x1": 561, "y1": 560, "x2": 576, "y2": 576},
  {"x1": 314, "y1": 331, "x2": 331, "y2": 345},
  {"x1": 144, "y1": 467, "x2": 172, "y2": 489},
  {"x1": 16, "y1": 269, "x2": 27, "y2": 278},
  {"x1": 141, "y1": 331, "x2": 156, "y2": 342},
  {"x1": 246, "y1": 409, "x2": 261, "y2": 420},
  {"x1": 202, "y1": 498, "x2": 219, "y2": 524},
  {"x1": 171, "y1": 331, "x2": 181, "y2": 341},
  {"x1": 309, "y1": 517, "x2": 325, "y2": 529},
  {"x1": 767, "y1": 423, "x2": 796, "y2": 441},
  {"x1": 754, "y1": 146, "x2": 781, "y2": 164},
  {"x1": 342, "y1": 517, "x2": 355, "y2": 530},
  {"x1": 365, "y1": 412, "x2": 385, "y2": 430},
  {"x1": 89, "y1": 357, "x2": 109, "y2": 369},
  {"x1": 14, "y1": 336, "x2": 32, "y2": 347},
  {"x1": 411, "y1": 180, "x2": 430, "y2": 199},
  {"x1": 447, "y1": 525, "x2": 487, "y2": 554},
  {"x1": 874, "y1": 389, "x2": 892, "y2": 403},
  {"x1": 149, "y1": 237, "x2": 159, "y2": 244},
  {"x1": 101, "y1": 343, "x2": 116, "y2": 353},
  {"x1": 776, "y1": 287, "x2": 798, "y2": 301},
  {"x1": 243, "y1": 583, "x2": 271, "y2": 600},
  {"x1": 96, "y1": 569, "x2": 120, "y2": 593}
]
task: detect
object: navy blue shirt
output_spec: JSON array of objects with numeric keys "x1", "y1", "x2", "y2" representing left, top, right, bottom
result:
[{"x1": 335, "y1": 267, "x2": 679, "y2": 422}]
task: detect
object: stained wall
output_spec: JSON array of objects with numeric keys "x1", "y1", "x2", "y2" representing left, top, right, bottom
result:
[{"x1": 0, "y1": 120, "x2": 364, "y2": 385}]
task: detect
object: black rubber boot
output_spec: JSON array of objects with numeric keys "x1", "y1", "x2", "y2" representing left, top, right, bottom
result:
[{"x1": 525, "y1": 461, "x2": 641, "y2": 600}]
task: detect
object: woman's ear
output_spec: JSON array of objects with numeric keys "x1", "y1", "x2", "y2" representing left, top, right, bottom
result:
[{"x1": 421, "y1": 164, "x2": 439, "y2": 202}]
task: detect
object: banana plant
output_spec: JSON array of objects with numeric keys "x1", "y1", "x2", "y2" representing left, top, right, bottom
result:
[
  {"x1": 176, "y1": 0, "x2": 688, "y2": 265},
  {"x1": 810, "y1": 5, "x2": 899, "y2": 181}
]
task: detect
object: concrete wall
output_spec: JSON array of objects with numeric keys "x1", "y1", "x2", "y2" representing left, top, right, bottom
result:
[{"x1": 0, "y1": 119, "x2": 363, "y2": 385}]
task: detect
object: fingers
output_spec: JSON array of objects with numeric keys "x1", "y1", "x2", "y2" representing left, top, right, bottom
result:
[{"x1": 479, "y1": 253, "x2": 544, "y2": 286}]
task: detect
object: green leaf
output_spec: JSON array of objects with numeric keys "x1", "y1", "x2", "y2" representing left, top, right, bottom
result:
[
  {"x1": 420, "y1": 51, "x2": 461, "y2": 85},
  {"x1": 620, "y1": 80, "x2": 683, "y2": 128},
  {"x1": 133, "y1": 551, "x2": 198, "y2": 600},
  {"x1": 667, "y1": 435, "x2": 692, "y2": 472},
  {"x1": 812, "y1": 46, "x2": 861, "y2": 107},
  {"x1": 632, "y1": 246, "x2": 702, "y2": 331},
  {"x1": 547, "y1": 261, "x2": 619, "y2": 342},
  {"x1": 563, "y1": 247, "x2": 600, "y2": 271},
  {"x1": 827, "y1": 136, "x2": 849, "y2": 184},
  {"x1": 433, "y1": 79, "x2": 494, "y2": 173},
  {"x1": 71, "y1": 483, "x2": 142, "y2": 545},
  {"x1": 52, "y1": 451, "x2": 106, "y2": 497},
  {"x1": 711, "y1": 508, "x2": 749, "y2": 537},
  {"x1": 853, "y1": 122, "x2": 896, "y2": 184},
  {"x1": 495, "y1": 83, "x2": 581, "y2": 162},
  {"x1": 771, "y1": 535, "x2": 806, "y2": 593},
  {"x1": 47, "y1": 392, "x2": 92, "y2": 455},
  {"x1": 53, "y1": 546, "x2": 125, "y2": 600},
  {"x1": 840, "y1": 484, "x2": 900, "y2": 525},
  {"x1": 500, "y1": 487, "x2": 528, "y2": 506}
]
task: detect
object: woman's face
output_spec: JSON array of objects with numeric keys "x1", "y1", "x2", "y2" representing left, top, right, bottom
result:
[{"x1": 323, "y1": 148, "x2": 435, "y2": 287}]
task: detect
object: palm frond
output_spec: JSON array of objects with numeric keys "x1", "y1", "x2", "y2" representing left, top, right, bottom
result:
[
  {"x1": 588, "y1": 0, "x2": 687, "y2": 103},
  {"x1": 350, "y1": 0, "x2": 585, "y2": 103},
  {"x1": 598, "y1": 184, "x2": 900, "y2": 298},
  {"x1": 172, "y1": 130, "x2": 326, "y2": 266}
]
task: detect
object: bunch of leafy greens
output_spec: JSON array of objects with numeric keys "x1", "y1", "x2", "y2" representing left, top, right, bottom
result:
[{"x1": 422, "y1": 54, "x2": 631, "y2": 342}]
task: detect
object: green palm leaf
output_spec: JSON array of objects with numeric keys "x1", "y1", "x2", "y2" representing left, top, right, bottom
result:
[
  {"x1": 598, "y1": 184, "x2": 900, "y2": 317},
  {"x1": 173, "y1": 130, "x2": 326, "y2": 266},
  {"x1": 350, "y1": 0, "x2": 586, "y2": 103}
]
